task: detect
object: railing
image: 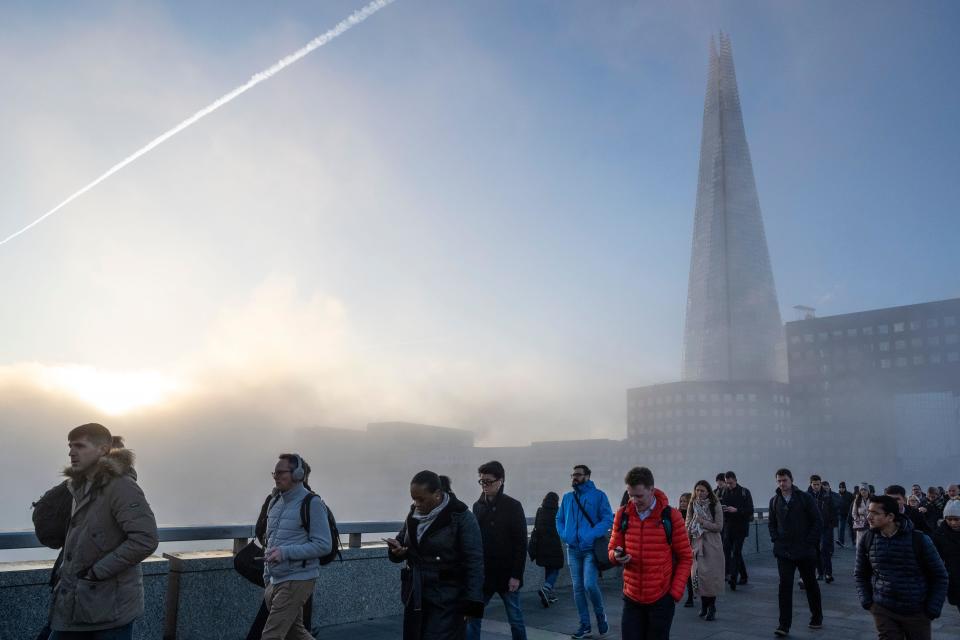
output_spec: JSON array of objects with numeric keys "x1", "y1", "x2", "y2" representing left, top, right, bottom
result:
[{"x1": 1, "y1": 508, "x2": 771, "y2": 555}]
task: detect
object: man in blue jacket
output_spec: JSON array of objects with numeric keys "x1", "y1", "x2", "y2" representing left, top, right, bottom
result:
[
  {"x1": 263, "y1": 453, "x2": 333, "y2": 640},
  {"x1": 855, "y1": 494, "x2": 948, "y2": 640},
  {"x1": 556, "y1": 464, "x2": 614, "y2": 639}
]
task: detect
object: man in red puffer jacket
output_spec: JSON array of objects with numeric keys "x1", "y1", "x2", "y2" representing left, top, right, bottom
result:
[{"x1": 609, "y1": 466, "x2": 693, "y2": 640}]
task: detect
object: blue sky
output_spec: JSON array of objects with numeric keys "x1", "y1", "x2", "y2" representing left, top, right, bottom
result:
[{"x1": 0, "y1": 1, "x2": 957, "y2": 446}]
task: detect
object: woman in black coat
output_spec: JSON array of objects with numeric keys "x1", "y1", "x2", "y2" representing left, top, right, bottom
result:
[
  {"x1": 933, "y1": 502, "x2": 960, "y2": 614},
  {"x1": 387, "y1": 470, "x2": 485, "y2": 640},
  {"x1": 528, "y1": 491, "x2": 564, "y2": 607}
]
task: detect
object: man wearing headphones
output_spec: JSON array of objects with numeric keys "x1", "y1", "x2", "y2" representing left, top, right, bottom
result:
[{"x1": 263, "y1": 454, "x2": 333, "y2": 640}]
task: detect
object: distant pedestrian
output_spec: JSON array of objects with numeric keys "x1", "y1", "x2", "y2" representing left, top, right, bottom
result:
[
  {"x1": 949, "y1": 484, "x2": 960, "y2": 502},
  {"x1": 609, "y1": 467, "x2": 693, "y2": 640},
  {"x1": 677, "y1": 493, "x2": 695, "y2": 609},
  {"x1": 852, "y1": 483, "x2": 872, "y2": 548},
  {"x1": 467, "y1": 461, "x2": 528, "y2": 640},
  {"x1": 836, "y1": 481, "x2": 856, "y2": 548},
  {"x1": 261, "y1": 454, "x2": 332, "y2": 640},
  {"x1": 912, "y1": 484, "x2": 928, "y2": 507},
  {"x1": 855, "y1": 494, "x2": 948, "y2": 640},
  {"x1": 387, "y1": 470, "x2": 485, "y2": 640},
  {"x1": 686, "y1": 480, "x2": 724, "y2": 621},
  {"x1": 808, "y1": 475, "x2": 837, "y2": 583},
  {"x1": 714, "y1": 473, "x2": 727, "y2": 499},
  {"x1": 719, "y1": 470, "x2": 753, "y2": 589},
  {"x1": 768, "y1": 468, "x2": 823, "y2": 637},
  {"x1": 933, "y1": 500, "x2": 960, "y2": 615},
  {"x1": 885, "y1": 484, "x2": 933, "y2": 535},
  {"x1": 49, "y1": 424, "x2": 159, "y2": 640},
  {"x1": 557, "y1": 464, "x2": 614, "y2": 639},
  {"x1": 529, "y1": 492, "x2": 564, "y2": 608}
]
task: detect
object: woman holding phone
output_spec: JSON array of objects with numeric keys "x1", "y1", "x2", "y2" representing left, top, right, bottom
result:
[{"x1": 386, "y1": 470, "x2": 485, "y2": 639}]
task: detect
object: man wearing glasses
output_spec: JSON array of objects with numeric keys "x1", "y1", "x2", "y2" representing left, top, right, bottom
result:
[
  {"x1": 467, "y1": 461, "x2": 528, "y2": 640},
  {"x1": 557, "y1": 464, "x2": 614, "y2": 639},
  {"x1": 262, "y1": 454, "x2": 332, "y2": 640}
]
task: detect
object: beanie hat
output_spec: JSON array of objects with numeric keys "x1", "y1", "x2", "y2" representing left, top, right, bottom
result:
[
  {"x1": 860, "y1": 482, "x2": 870, "y2": 492},
  {"x1": 944, "y1": 499, "x2": 960, "y2": 519}
]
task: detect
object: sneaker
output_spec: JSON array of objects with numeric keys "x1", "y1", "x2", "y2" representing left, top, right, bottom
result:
[
  {"x1": 538, "y1": 587, "x2": 550, "y2": 608},
  {"x1": 808, "y1": 619, "x2": 823, "y2": 629},
  {"x1": 571, "y1": 625, "x2": 592, "y2": 639},
  {"x1": 597, "y1": 616, "x2": 609, "y2": 637},
  {"x1": 549, "y1": 594, "x2": 559, "y2": 603},
  {"x1": 824, "y1": 574, "x2": 834, "y2": 584},
  {"x1": 774, "y1": 626, "x2": 789, "y2": 637},
  {"x1": 738, "y1": 575, "x2": 748, "y2": 585},
  {"x1": 798, "y1": 579, "x2": 805, "y2": 590}
]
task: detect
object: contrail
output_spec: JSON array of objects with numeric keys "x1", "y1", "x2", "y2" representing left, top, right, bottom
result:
[{"x1": 0, "y1": 0, "x2": 395, "y2": 247}]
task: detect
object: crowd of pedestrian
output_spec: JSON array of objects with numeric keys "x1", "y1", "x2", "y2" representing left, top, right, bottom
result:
[{"x1": 27, "y1": 422, "x2": 960, "y2": 640}]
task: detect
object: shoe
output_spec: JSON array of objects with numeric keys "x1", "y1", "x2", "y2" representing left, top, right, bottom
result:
[
  {"x1": 538, "y1": 586, "x2": 550, "y2": 608},
  {"x1": 808, "y1": 619, "x2": 823, "y2": 629},
  {"x1": 705, "y1": 605, "x2": 716, "y2": 621},
  {"x1": 816, "y1": 574, "x2": 824, "y2": 581},
  {"x1": 549, "y1": 595, "x2": 559, "y2": 604},
  {"x1": 774, "y1": 626, "x2": 789, "y2": 637},
  {"x1": 728, "y1": 576, "x2": 737, "y2": 591},
  {"x1": 836, "y1": 540, "x2": 844, "y2": 548},
  {"x1": 571, "y1": 625, "x2": 592, "y2": 639},
  {"x1": 597, "y1": 616, "x2": 609, "y2": 637},
  {"x1": 798, "y1": 579, "x2": 805, "y2": 590},
  {"x1": 825, "y1": 574, "x2": 834, "y2": 584},
  {"x1": 699, "y1": 602, "x2": 708, "y2": 618},
  {"x1": 738, "y1": 575, "x2": 748, "y2": 585}
]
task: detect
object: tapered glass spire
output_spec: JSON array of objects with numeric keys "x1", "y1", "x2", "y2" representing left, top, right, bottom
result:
[{"x1": 682, "y1": 33, "x2": 786, "y2": 382}]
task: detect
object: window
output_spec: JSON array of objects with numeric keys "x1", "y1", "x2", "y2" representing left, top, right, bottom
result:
[
  {"x1": 945, "y1": 316, "x2": 957, "y2": 327},
  {"x1": 880, "y1": 341, "x2": 890, "y2": 351},
  {"x1": 863, "y1": 326, "x2": 874, "y2": 336},
  {"x1": 804, "y1": 333, "x2": 814, "y2": 343},
  {"x1": 895, "y1": 340, "x2": 906, "y2": 350},
  {"x1": 791, "y1": 335, "x2": 801, "y2": 344},
  {"x1": 880, "y1": 358, "x2": 891, "y2": 369},
  {"x1": 819, "y1": 332, "x2": 828, "y2": 341},
  {"x1": 913, "y1": 355, "x2": 924, "y2": 365},
  {"x1": 911, "y1": 338, "x2": 923, "y2": 348},
  {"x1": 878, "y1": 324, "x2": 889, "y2": 334},
  {"x1": 832, "y1": 329, "x2": 843, "y2": 338},
  {"x1": 931, "y1": 353, "x2": 942, "y2": 364},
  {"x1": 748, "y1": 393, "x2": 757, "y2": 402},
  {"x1": 894, "y1": 322, "x2": 905, "y2": 333},
  {"x1": 946, "y1": 334, "x2": 958, "y2": 345},
  {"x1": 847, "y1": 328, "x2": 858, "y2": 337},
  {"x1": 910, "y1": 320, "x2": 921, "y2": 330},
  {"x1": 927, "y1": 318, "x2": 939, "y2": 329},
  {"x1": 929, "y1": 336, "x2": 941, "y2": 346},
  {"x1": 948, "y1": 352, "x2": 959, "y2": 362},
  {"x1": 896, "y1": 357, "x2": 908, "y2": 367}
]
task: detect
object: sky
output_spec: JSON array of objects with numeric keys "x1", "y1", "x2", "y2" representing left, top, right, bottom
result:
[{"x1": 0, "y1": 1, "x2": 959, "y2": 529}]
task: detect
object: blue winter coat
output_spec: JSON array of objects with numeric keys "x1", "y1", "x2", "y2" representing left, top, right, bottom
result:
[
  {"x1": 556, "y1": 481, "x2": 613, "y2": 552},
  {"x1": 854, "y1": 518, "x2": 949, "y2": 618}
]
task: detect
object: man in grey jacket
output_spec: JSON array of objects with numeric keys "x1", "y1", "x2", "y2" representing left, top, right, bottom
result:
[
  {"x1": 50, "y1": 423, "x2": 158, "y2": 639},
  {"x1": 262, "y1": 453, "x2": 333, "y2": 640}
]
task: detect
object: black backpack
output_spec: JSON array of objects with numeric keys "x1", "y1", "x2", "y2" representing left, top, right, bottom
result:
[
  {"x1": 300, "y1": 493, "x2": 342, "y2": 566},
  {"x1": 618, "y1": 503, "x2": 675, "y2": 545},
  {"x1": 31, "y1": 481, "x2": 72, "y2": 549}
]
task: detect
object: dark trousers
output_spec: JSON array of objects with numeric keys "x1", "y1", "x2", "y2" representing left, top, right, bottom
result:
[
  {"x1": 621, "y1": 593, "x2": 675, "y2": 640},
  {"x1": 870, "y1": 603, "x2": 931, "y2": 640},
  {"x1": 48, "y1": 624, "x2": 133, "y2": 640},
  {"x1": 722, "y1": 529, "x2": 748, "y2": 579},
  {"x1": 837, "y1": 517, "x2": 847, "y2": 544},
  {"x1": 776, "y1": 557, "x2": 822, "y2": 630}
]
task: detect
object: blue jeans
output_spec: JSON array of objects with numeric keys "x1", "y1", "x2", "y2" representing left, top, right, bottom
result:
[
  {"x1": 49, "y1": 622, "x2": 134, "y2": 640},
  {"x1": 567, "y1": 547, "x2": 606, "y2": 628},
  {"x1": 544, "y1": 567, "x2": 560, "y2": 590},
  {"x1": 465, "y1": 589, "x2": 527, "y2": 640}
]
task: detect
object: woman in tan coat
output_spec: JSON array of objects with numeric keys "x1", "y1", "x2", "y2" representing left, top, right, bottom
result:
[{"x1": 686, "y1": 479, "x2": 725, "y2": 621}]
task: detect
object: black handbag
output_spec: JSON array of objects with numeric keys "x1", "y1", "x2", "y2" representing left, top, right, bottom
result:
[
  {"x1": 234, "y1": 539, "x2": 266, "y2": 587},
  {"x1": 572, "y1": 491, "x2": 613, "y2": 571}
]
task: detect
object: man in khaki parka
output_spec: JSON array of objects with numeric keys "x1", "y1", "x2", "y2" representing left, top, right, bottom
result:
[{"x1": 49, "y1": 423, "x2": 158, "y2": 639}]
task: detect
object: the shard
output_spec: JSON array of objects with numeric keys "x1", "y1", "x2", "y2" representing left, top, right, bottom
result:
[{"x1": 681, "y1": 33, "x2": 787, "y2": 382}]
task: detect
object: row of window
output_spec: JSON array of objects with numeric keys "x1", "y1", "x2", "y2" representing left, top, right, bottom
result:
[
  {"x1": 631, "y1": 406, "x2": 791, "y2": 420},
  {"x1": 880, "y1": 352, "x2": 960, "y2": 368},
  {"x1": 794, "y1": 334, "x2": 959, "y2": 360},
  {"x1": 627, "y1": 422, "x2": 783, "y2": 435},
  {"x1": 631, "y1": 392, "x2": 790, "y2": 407},
  {"x1": 790, "y1": 316, "x2": 957, "y2": 344}
]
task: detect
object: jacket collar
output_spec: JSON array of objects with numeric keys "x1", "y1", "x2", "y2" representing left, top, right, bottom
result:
[
  {"x1": 281, "y1": 483, "x2": 309, "y2": 501},
  {"x1": 406, "y1": 493, "x2": 468, "y2": 551},
  {"x1": 575, "y1": 480, "x2": 596, "y2": 495},
  {"x1": 63, "y1": 448, "x2": 136, "y2": 491}
]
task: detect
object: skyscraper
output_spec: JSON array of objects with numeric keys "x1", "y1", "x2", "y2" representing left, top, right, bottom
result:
[{"x1": 682, "y1": 33, "x2": 786, "y2": 383}]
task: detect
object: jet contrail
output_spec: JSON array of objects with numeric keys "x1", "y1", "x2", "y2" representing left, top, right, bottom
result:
[{"x1": 0, "y1": 0, "x2": 395, "y2": 247}]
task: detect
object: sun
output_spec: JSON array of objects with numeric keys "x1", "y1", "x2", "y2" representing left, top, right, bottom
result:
[{"x1": 43, "y1": 365, "x2": 180, "y2": 415}]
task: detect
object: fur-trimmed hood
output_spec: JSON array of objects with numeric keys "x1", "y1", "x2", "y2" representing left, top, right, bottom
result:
[{"x1": 63, "y1": 447, "x2": 137, "y2": 487}]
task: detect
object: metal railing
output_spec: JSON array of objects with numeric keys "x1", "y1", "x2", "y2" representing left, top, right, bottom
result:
[{"x1": 1, "y1": 508, "x2": 771, "y2": 554}]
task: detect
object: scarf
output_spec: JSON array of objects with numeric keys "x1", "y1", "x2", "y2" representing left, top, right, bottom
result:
[
  {"x1": 687, "y1": 498, "x2": 711, "y2": 539},
  {"x1": 412, "y1": 492, "x2": 450, "y2": 542}
]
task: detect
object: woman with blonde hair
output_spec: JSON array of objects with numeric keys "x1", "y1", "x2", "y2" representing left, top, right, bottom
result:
[{"x1": 686, "y1": 480, "x2": 724, "y2": 621}]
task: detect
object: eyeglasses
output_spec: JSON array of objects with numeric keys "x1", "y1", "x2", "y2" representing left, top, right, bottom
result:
[
  {"x1": 478, "y1": 478, "x2": 501, "y2": 486},
  {"x1": 271, "y1": 470, "x2": 293, "y2": 479},
  {"x1": 570, "y1": 473, "x2": 585, "y2": 478}
]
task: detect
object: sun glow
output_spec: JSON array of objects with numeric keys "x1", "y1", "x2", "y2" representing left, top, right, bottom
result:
[{"x1": 43, "y1": 365, "x2": 180, "y2": 415}]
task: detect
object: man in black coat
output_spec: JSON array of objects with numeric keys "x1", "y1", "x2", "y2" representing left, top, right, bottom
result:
[
  {"x1": 466, "y1": 461, "x2": 528, "y2": 640},
  {"x1": 836, "y1": 482, "x2": 856, "y2": 548},
  {"x1": 720, "y1": 470, "x2": 754, "y2": 589},
  {"x1": 809, "y1": 476, "x2": 837, "y2": 582},
  {"x1": 768, "y1": 468, "x2": 824, "y2": 637},
  {"x1": 885, "y1": 484, "x2": 933, "y2": 535}
]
